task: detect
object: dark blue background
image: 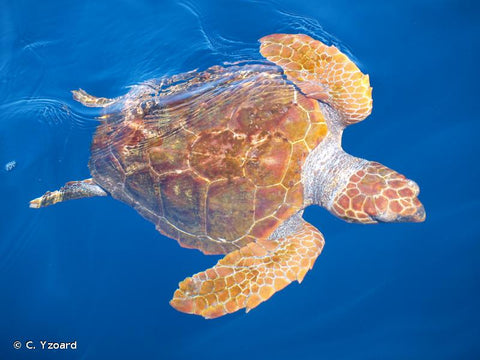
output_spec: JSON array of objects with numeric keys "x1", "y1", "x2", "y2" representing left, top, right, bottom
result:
[{"x1": 1, "y1": 0, "x2": 478, "y2": 359}]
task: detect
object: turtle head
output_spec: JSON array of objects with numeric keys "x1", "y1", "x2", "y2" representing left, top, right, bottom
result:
[{"x1": 330, "y1": 162, "x2": 425, "y2": 224}]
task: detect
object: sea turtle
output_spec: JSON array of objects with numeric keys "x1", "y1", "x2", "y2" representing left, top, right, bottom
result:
[{"x1": 30, "y1": 34, "x2": 425, "y2": 319}]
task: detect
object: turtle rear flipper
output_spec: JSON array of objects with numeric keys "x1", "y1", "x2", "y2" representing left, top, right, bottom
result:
[
  {"x1": 72, "y1": 89, "x2": 117, "y2": 108},
  {"x1": 29, "y1": 178, "x2": 107, "y2": 208},
  {"x1": 170, "y1": 217, "x2": 324, "y2": 319},
  {"x1": 259, "y1": 33, "x2": 372, "y2": 126}
]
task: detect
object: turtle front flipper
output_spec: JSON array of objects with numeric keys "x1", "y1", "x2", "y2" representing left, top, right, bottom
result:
[
  {"x1": 72, "y1": 89, "x2": 117, "y2": 107},
  {"x1": 29, "y1": 178, "x2": 107, "y2": 208},
  {"x1": 170, "y1": 218, "x2": 324, "y2": 319},
  {"x1": 259, "y1": 33, "x2": 372, "y2": 125}
]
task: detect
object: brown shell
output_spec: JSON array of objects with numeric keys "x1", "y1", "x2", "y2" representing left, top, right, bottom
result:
[{"x1": 89, "y1": 64, "x2": 328, "y2": 254}]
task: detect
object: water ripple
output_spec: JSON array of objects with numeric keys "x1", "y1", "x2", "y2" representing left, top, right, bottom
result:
[
  {"x1": 178, "y1": 1, "x2": 256, "y2": 60},
  {"x1": 0, "y1": 98, "x2": 99, "y2": 130}
]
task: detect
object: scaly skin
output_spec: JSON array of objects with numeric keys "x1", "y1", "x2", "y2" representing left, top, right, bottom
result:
[
  {"x1": 170, "y1": 220, "x2": 324, "y2": 319},
  {"x1": 72, "y1": 89, "x2": 118, "y2": 107},
  {"x1": 260, "y1": 33, "x2": 372, "y2": 125},
  {"x1": 29, "y1": 178, "x2": 107, "y2": 208},
  {"x1": 332, "y1": 162, "x2": 425, "y2": 223}
]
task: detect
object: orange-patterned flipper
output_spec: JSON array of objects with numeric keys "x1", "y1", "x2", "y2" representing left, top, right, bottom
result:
[
  {"x1": 170, "y1": 220, "x2": 324, "y2": 319},
  {"x1": 259, "y1": 33, "x2": 372, "y2": 125}
]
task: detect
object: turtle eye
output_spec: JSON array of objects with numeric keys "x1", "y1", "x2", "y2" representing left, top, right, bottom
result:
[{"x1": 330, "y1": 162, "x2": 426, "y2": 223}]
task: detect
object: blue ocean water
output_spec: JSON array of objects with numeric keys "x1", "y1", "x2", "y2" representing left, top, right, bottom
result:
[{"x1": 1, "y1": 0, "x2": 479, "y2": 359}]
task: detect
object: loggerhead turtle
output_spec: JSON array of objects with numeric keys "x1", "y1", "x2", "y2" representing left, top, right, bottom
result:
[{"x1": 30, "y1": 34, "x2": 425, "y2": 319}]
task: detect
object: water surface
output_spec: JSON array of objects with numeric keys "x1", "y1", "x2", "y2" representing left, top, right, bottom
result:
[{"x1": 1, "y1": 0, "x2": 479, "y2": 359}]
